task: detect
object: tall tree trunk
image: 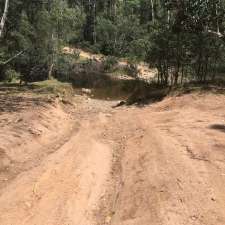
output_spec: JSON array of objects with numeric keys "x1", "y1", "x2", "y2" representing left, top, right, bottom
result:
[
  {"x1": 174, "y1": 33, "x2": 181, "y2": 85},
  {"x1": 181, "y1": 64, "x2": 184, "y2": 84},
  {"x1": 84, "y1": 0, "x2": 96, "y2": 44},
  {"x1": 0, "y1": 0, "x2": 9, "y2": 38},
  {"x1": 167, "y1": 9, "x2": 170, "y2": 24},
  {"x1": 150, "y1": 0, "x2": 155, "y2": 23},
  {"x1": 92, "y1": 0, "x2": 96, "y2": 44},
  {"x1": 203, "y1": 57, "x2": 209, "y2": 82},
  {"x1": 47, "y1": 0, "x2": 54, "y2": 79}
]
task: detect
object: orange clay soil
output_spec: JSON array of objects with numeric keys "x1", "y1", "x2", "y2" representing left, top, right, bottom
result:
[{"x1": 0, "y1": 90, "x2": 225, "y2": 225}]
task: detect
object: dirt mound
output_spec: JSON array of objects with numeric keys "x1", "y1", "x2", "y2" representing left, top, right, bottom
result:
[
  {"x1": 0, "y1": 94, "x2": 74, "y2": 190},
  {"x1": 152, "y1": 92, "x2": 225, "y2": 112},
  {"x1": 109, "y1": 93, "x2": 225, "y2": 225}
]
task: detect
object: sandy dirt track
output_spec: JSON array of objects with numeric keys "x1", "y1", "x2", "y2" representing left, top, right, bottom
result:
[{"x1": 0, "y1": 91, "x2": 225, "y2": 225}]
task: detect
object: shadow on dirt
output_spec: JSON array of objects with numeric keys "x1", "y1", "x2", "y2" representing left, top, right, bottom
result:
[
  {"x1": 0, "y1": 83, "x2": 53, "y2": 114},
  {"x1": 0, "y1": 94, "x2": 50, "y2": 114},
  {"x1": 209, "y1": 124, "x2": 225, "y2": 133},
  {"x1": 71, "y1": 73, "x2": 140, "y2": 101}
]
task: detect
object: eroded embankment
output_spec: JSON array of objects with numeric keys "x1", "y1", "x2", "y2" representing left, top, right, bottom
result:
[{"x1": 0, "y1": 87, "x2": 123, "y2": 225}]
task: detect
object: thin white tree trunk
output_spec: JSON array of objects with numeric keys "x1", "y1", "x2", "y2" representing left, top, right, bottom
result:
[
  {"x1": 150, "y1": 0, "x2": 154, "y2": 23},
  {"x1": 167, "y1": 10, "x2": 170, "y2": 24},
  {"x1": 0, "y1": 0, "x2": 9, "y2": 38},
  {"x1": 93, "y1": 0, "x2": 96, "y2": 44},
  {"x1": 1, "y1": 50, "x2": 24, "y2": 65},
  {"x1": 208, "y1": 0, "x2": 223, "y2": 38},
  {"x1": 216, "y1": 1, "x2": 220, "y2": 34}
]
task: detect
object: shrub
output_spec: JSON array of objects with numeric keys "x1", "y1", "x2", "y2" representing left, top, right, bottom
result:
[
  {"x1": 125, "y1": 59, "x2": 140, "y2": 78},
  {"x1": 4, "y1": 69, "x2": 21, "y2": 82},
  {"x1": 70, "y1": 59, "x2": 110, "y2": 88},
  {"x1": 103, "y1": 56, "x2": 118, "y2": 72},
  {"x1": 54, "y1": 53, "x2": 79, "y2": 81}
]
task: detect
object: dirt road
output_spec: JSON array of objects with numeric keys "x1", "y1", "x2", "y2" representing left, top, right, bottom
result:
[{"x1": 0, "y1": 90, "x2": 225, "y2": 225}]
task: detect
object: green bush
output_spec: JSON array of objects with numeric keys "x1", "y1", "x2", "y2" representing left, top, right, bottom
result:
[
  {"x1": 4, "y1": 69, "x2": 21, "y2": 82},
  {"x1": 125, "y1": 59, "x2": 140, "y2": 78},
  {"x1": 54, "y1": 53, "x2": 79, "y2": 81},
  {"x1": 103, "y1": 56, "x2": 118, "y2": 72}
]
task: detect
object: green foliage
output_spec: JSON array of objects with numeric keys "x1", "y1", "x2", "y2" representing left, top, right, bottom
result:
[
  {"x1": 146, "y1": 0, "x2": 225, "y2": 85},
  {"x1": 0, "y1": 0, "x2": 84, "y2": 83},
  {"x1": 96, "y1": 17, "x2": 117, "y2": 55},
  {"x1": 54, "y1": 53, "x2": 79, "y2": 81},
  {"x1": 51, "y1": 1, "x2": 85, "y2": 43},
  {"x1": 95, "y1": 14, "x2": 148, "y2": 57},
  {"x1": 103, "y1": 56, "x2": 118, "y2": 72},
  {"x1": 4, "y1": 69, "x2": 20, "y2": 82},
  {"x1": 1, "y1": 0, "x2": 225, "y2": 86},
  {"x1": 125, "y1": 58, "x2": 140, "y2": 78}
]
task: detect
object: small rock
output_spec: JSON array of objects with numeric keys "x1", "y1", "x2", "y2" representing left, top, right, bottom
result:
[
  {"x1": 191, "y1": 215, "x2": 198, "y2": 221},
  {"x1": 16, "y1": 118, "x2": 23, "y2": 123},
  {"x1": 25, "y1": 201, "x2": 32, "y2": 209},
  {"x1": 105, "y1": 216, "x2": 112, "y2": 224},
  {"x1": 82, "y1": 88, "x2": 92, "y2": 94}
]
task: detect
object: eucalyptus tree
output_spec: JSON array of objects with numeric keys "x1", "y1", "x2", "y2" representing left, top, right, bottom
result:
[{"x1": 0, "y1": 0, "x2": 9, "y2": 38}]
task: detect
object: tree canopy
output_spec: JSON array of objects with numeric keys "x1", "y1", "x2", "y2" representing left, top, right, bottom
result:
[{"x1": 0, "y1": 0, "x2": 225, "y2": 85}]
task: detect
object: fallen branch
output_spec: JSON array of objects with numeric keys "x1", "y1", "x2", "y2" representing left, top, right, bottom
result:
[
  {"x1": 207, "y1": 29, "x2": 224, "y2": 38},
  {"x1": 0, "y1": 50, "x2": 25, "y2": 65}
]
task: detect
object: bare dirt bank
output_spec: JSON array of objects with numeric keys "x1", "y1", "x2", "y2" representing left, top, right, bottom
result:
[{"x1": 0, "y1": 89, "x2": 225, "y2": 225}]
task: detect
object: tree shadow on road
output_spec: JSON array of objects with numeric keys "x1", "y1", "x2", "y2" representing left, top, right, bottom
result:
[
  {"x1": 0, "y1": 84, "x2": 52, "y2": 114},
  {"x1": 209, "y1": 124, "x2": 225, "y2": 133},
  {"x1": 0, "y1": 94, "x2": 49, "y2": 113}
]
